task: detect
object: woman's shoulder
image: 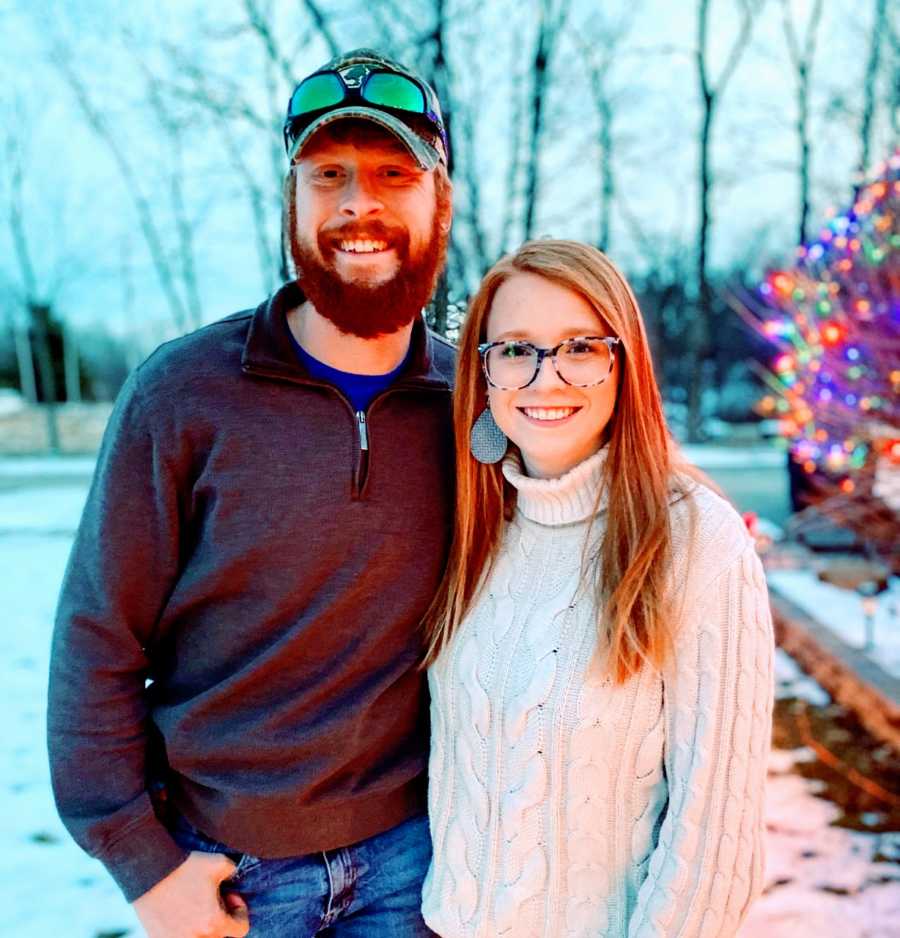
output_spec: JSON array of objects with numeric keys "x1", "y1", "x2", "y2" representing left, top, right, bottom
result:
[{"x1": 666, "y1": 472, "x2": 756, "y2": 589}]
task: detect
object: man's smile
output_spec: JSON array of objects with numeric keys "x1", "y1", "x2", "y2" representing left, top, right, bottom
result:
[{"x1": 337, "y1": 239, "x2": 390, "y2": 254}]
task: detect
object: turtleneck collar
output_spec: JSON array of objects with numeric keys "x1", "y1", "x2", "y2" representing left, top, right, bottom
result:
[{"x1": 501, "y1": 445, "x2": 610, "y2": 526}]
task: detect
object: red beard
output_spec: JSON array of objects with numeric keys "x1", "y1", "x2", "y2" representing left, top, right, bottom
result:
[{"x1": 290, "y1": 210, "x2": 449, "y2": 339}]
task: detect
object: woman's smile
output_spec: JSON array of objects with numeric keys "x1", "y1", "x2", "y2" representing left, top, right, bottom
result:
[{"x1": 517, "y1": 405, "x2": 583, "y2": 425}]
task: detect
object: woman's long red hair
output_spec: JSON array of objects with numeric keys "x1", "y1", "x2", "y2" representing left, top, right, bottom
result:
[{"x1": 422, "y1": 240, "x2": 697, "y2": 684}]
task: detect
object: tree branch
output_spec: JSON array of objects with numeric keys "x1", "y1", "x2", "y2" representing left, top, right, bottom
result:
[
  {"x1": 243, "y1": 0, "x2": 297, "y2": 86},
  {"x1": 50, "y1": 40, "x2": 191, "y2": 333}
]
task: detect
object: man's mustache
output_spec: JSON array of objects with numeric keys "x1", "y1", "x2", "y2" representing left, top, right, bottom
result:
[{"x1": 319, "y1": 221, "x2": 406, "y2": 246}]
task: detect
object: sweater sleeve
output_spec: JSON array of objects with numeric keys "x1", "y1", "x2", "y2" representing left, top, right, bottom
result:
[
  {"x1": 627, "y1": 540, "x2": 775, "y2": 938},
  {"x1": 46, "y1": 367, "x2": 191, "y2": 902}
]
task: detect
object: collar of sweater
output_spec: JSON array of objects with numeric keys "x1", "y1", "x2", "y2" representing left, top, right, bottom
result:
[{"x1": 501, "y1": 445, "x2": 609, "y2": 526}]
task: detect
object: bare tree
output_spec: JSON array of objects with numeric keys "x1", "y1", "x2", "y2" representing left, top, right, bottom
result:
[
  {"x1": 163, "y1": 45, "x2": 283, "y2": 290},
  {"x1": 858, "y1": 0, "x2": 889, "y2": 175},
  {"x1": 522, "y1": 0, "x2": 572, "y2": 240},
  {"x1": 573, "y1": 4, "x2": 642, "y2": 253},
  {"x1": 889, "y1": 14, "x2": 900, "y2": 139},
  {"x1": 437, "y1": 0, "x2": 494, "y2": 282},
  {"x1": 242, "y1": 0, "x2": 303, "y2": 85},
  {"x1": 49, "y1": 38, "x2": 203, "y2": 334},
  {"x1": 420, "y1": 0, "x2": 455, "y2": 333},
  {"x1": 5, "y1": 127, "x2": 61, "y2": 450},
  {"x1": 298, "y1": 0, "x2": 341, "y2": 58},
  {"x1": 136, "y1": 50, "x2": 206, "y2": 331},
  {"x1": 688, "y1": 0, "x2": 761, "y2": 442},
  {"x1": 499, "y1": 29, "x2": 528, "y2": 256},
  {"x1": 781, "y1": 0, "x2": 824, "y2": 246},
  {"x1": 455, "y1": 99, "x2": 492, "y2": 278}
]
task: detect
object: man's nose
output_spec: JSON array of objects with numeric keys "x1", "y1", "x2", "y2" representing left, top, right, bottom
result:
[{"x1": 339, "y1": 175, "x2": 384, "y2": 217}]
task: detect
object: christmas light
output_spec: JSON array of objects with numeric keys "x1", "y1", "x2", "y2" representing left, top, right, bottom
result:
[
  {"x1": 775, "y1": 354, "x2": 795, "y2": 373},
  {"x1": 746, "y1": 148, "x2": 898, "y2": 514}
]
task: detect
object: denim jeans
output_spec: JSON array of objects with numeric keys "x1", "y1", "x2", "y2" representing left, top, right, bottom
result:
[{"x1": 169, "y1": 810, "x2": 438, "y2": 937}]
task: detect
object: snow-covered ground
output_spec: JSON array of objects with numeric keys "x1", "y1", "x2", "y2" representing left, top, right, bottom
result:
[
  {"x1": 0, "y1": 456, "x2": 97, "y2": 478},
  {"x1": 681, "y1": 443, "x2": 787, "y2": 469},
  {"x1": 2, "y1": 463, "x2": 898, "y2": 937},
  {"x1": 768, "y1": 568, "x2": 900, "y2": 681},
  {"x1": 737, "y1": 650, "x2": 900, "y2": 937},
  {"x1": 3, "y1": 529, "x2": 140, "y2": 935},
  {"x1": 741, "y1": 740, "x2": 900, "y2": 938}
]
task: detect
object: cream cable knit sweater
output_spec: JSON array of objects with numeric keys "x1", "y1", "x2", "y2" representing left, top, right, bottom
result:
[{"x1": 423, "y1": 446, "x2": 775, "y2": 938}]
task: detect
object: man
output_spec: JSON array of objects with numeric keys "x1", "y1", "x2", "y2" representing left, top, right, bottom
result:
[{"x1": 47, "y1": 48, "x2": 454, "y2": 937}]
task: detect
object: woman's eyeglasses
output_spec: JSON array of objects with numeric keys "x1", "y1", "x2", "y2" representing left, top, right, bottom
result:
[{"x1": 478, "y1": 336, "x2": 621, "y2": 390}]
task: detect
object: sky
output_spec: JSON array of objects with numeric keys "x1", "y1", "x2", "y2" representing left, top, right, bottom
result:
[{"x1": 0, "y1": 0, "x2": 895, "y2": 356}]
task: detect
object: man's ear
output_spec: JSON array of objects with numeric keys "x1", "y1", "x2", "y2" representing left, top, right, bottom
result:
[{"x1": 440, "y1": 180, "x2": 454, "y2": 232}]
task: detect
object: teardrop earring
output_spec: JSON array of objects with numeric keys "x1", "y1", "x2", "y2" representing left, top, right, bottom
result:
[{"x1": 470, "y1": 407, "x2": 508, "y2": 464}]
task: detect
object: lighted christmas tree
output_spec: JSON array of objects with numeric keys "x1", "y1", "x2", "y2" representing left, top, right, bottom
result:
[{"x1": 741, "y1": 150, "x2": 899, "y2": 569}]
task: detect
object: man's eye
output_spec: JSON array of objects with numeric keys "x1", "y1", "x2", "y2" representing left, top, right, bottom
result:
[{"x1": 381, "y1": 166, "x2": 414, "y2": 180}]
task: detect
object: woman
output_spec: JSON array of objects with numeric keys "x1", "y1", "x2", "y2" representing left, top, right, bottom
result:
[{"x1": 420, "y1": 240, "x2": 774, "y2": 938}]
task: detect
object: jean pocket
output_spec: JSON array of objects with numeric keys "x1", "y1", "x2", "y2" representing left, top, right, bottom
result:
[{"x1": 230, "y1": 851, "x2": 261, "y2": 879}]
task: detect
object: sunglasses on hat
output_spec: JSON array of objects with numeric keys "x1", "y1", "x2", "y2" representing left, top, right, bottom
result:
[{"x1": 283, "y1": 63, "x2": 448, "y2": 161}]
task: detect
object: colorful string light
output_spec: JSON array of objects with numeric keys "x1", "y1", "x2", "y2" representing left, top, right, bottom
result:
[{"x1": 750, "y1": 149, "x2": 899, "y2": 494}]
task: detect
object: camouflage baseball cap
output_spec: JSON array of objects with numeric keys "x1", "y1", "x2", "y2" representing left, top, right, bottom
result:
[{"x1": 283, "y1": 48, "x2": 448, "y2": 170}]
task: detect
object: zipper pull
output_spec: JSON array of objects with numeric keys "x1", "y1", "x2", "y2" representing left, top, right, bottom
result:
[{"x1": 357, "y1": 410, "x2": 369, "y2": 451}]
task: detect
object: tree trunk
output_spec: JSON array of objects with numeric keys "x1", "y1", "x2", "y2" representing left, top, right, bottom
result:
[
  {"x1": 859, "y1": 0, "x2": 887, "y2": 175},
  {"x1": 63, "y1": 324, "x2": 81, "y2": 403},
  {"x1": 688, "y1": 96, "x2": 714, "y2": 443},
  {"x1": 688, "y1": 0, "x2": 758, "y2": 442},
  {"x1": 429, "y1": 273, "x2": 449, "y2": 336},
  {"x1": 29, "y1": 303, "x2": 61, "y2": 453},
  {"x1": 598, "y1": 97, "x2": 614, "y2": 252},
  {"x1": 797, "y1": 60, "x2": 812, "y2": 244},
  {"x1": 14, "y1": 319, "x2": 38, "y2": 404},
  {"x1": 523, "y1": 0, "x2": 552, "y2": 240}
]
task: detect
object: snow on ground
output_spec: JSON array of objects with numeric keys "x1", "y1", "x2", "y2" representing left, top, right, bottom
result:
[
  {"x1": 2, "y1": 532, "x2": 139, "y2": 936},
  {"x1": 0, "y1": 456, "x2": 97, "y2": 477},
  {"x1": 0, "y1": 485, "x2": 94, "y2": 535},
  {"x1": 681, "y1": 443, "x2": 787, "y2": 469},
  {"x1": 2, "y1": 463, "x2": 897, "y2": 936},
  {"x1": 768, "y1": 568, "x2": 900, "y2": 680},
  {"x1": 775, "y1": 647, "x2": 831, "y2": 707},
  {"x1": 740, "y1": 741, "x2": 900, "y2": 938}
]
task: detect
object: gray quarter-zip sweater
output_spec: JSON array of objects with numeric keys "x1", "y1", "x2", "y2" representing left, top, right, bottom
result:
[{"x1": 47, "y1": 281, "x2": 455, "y2": 901}]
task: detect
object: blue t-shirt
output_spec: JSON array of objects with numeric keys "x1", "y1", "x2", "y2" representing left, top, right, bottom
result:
[{"x1": 291, "y1": 334, "x2": 411, "y2": 413}]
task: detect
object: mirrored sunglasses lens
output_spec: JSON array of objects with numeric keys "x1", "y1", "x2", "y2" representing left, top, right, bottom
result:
[
  {"x1": 486, "y1": 343, "x2": 538, "y2": 388},
  {"x1": 363, "y1": 73, "x2": 426, "y2": 112},
  {"x1": 556, "y1": 339, "x2": 612, "y2": 385},
  {"x1": 289, "y1": 74, "x2": 345, "y2": 116}
]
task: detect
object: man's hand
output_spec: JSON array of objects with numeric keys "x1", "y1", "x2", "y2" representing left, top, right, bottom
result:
[{"x1": 133, "y1": 851, "x2": 250, "y2": 938}]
